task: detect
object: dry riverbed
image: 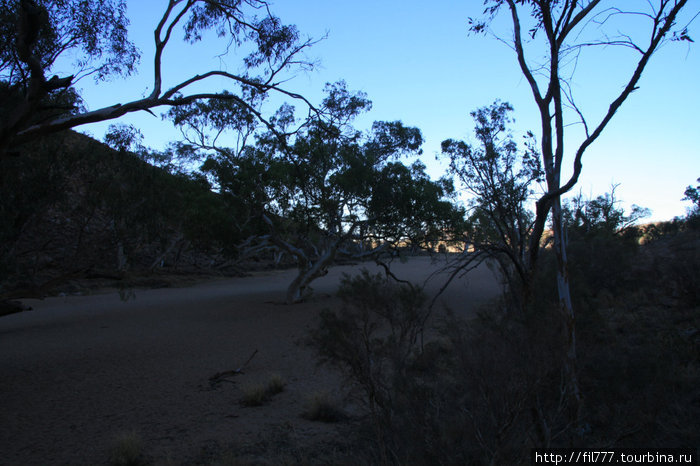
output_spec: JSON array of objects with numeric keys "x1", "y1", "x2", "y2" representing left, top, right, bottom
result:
[{"x1": 0, "y1": 256, "x2": 500, "y2": 465}]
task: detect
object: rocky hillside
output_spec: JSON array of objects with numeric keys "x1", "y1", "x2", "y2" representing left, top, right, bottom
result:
[{"x1": 1, "y1": 131, "x2": 244, "y2": 298}]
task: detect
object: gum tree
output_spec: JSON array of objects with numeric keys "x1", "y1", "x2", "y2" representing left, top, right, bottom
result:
[
  {"x1": 172, "y1": 82, "x2": 464, "y2": 303},
  {"x1": 470, "y1": 0, "x2": 694, "y2": 414},
  {"x1": 263, "y1": 109, "x2": 461, "y2": 303},
  {"x1": 0, "y1": 0, "x2": 317, "y2": 158}
]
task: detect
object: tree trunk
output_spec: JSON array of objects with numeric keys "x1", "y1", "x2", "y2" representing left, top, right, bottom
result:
[
  {"x1": 149, "y1": 233, "x2": 184, "y2": 270},
  {"x1": 115, "y1": 240, "x2": 128, "y2": 272},
  {"x1": 551, "y1": 198, "x2": 582, "y2": 418},
  {"x1": 285, "y1": 246, "x2": 336, "y2": 304}
]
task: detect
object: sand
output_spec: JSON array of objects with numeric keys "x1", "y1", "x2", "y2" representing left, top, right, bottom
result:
[{"x1": 0, "y1": 256, "x2": 500, "y2": 465}]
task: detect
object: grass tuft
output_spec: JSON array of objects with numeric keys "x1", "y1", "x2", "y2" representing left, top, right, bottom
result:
[
  {"x1": 109, "y1": 431, "x2": 144, "y2": 466},
  {"x1": 266, "y1": 373, "x2": 286, "y2": 395},
  {"x1": 301, "y1": 391, "x2": 347, "y2": 422},
  {"x1": 240, "y1": 373, "x2": 286, "y2": 407}
]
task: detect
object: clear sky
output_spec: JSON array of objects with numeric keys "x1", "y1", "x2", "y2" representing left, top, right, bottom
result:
[{"x1": 67, "y1": 1, "x2": 700, "y2": 222}]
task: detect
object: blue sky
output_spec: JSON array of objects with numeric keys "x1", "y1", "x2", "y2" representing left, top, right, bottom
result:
[{"x1": 67, "y1": 1, "x2": 700, "y2": 222}]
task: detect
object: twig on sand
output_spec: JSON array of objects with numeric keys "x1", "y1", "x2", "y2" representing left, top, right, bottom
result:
[{"x1": 209, "y1": 349, "x2": 259, "y2": 387}]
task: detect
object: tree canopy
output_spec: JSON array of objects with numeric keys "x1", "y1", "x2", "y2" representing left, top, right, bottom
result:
[
  {"x1": 171, "y1": 81, "x2": 464, "y2": 303},
  {"x1": 683, "y1": 178, "x2": 700, "y2": 217},
  {"x1": 0, "y1": 0, "x2": 317, "y2": 157}
]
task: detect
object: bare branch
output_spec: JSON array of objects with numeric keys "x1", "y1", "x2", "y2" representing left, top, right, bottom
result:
[
  {"x1": 152, "y1": 1, "x2": 193, "y2": 99},
  {"x1": 560, "y1": 80, "x2": 589, "y2": 138},
  {"x1": 505, "y1": 0, "x2": 545, "y2": 106},
  {"x1": 2, "y1": 0, "x2": 320, "y2": 158},
  {"x1": 550, "y1": 0, "x2": 689, "y2": 201}
]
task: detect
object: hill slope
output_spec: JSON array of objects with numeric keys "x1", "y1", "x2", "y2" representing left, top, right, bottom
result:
[{"x1": 1, "y1": 131, "x2": 242, "y2": 298}]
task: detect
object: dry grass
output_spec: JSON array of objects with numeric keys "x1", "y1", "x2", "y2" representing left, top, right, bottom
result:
[
  {"x1": 266, "y1": 373, "x2": 286, "y2": 395},
  {"x1": 240, "y1": 373, "x2": 286, "y2": 407},
  {"x1": 108, "y1": 431, "x2": 145, "y2": 466},
  {"x1": 301, "y1": 391, "x2": 347, "y2": 423}
]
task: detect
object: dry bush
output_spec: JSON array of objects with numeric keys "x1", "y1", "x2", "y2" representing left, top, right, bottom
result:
[
  {"x1": 309, "y1": 269, "x2": 573, "y2": 465},
  {"x1": 531, "y1": 220, "x2": 700, "y2": 447},
  {"x1": 309, "y1": 221, "x2": 700, "y2": 464},
  {"x1": 571, "y1": 226, "x2": 700, "y2": 447},
  {"x1": 239, "y1": 384, "x2": 269, "y2": 407},
  {"x1": 265, "y1": 373, "x2": 286, "y2": 396}
]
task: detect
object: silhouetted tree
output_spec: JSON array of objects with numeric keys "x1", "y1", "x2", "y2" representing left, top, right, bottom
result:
[
  {"x1": 369, "y1": 160, "x2": 464, "y2": 250},
  {"x1": 172, "y1": 81, "x2": 464, "y2": 303},
  {"x1": 683, "y1": 178, "x2": 700, "y2": 217},
  {"x1": 257, "y1": 83, "x2": 463, "y2": 303},
  {"x1": 0, "y1": 0, "x2": 317, "y2": 158},
  {"x1": 470, "y1": 0, "x2": 694, "y2": 418},
  {"x1": 442, "y1": 101, "x2": 542, "y2": 307},
  {"x1": 563, "y1": 185, "x2": 650, "y2": 238}
]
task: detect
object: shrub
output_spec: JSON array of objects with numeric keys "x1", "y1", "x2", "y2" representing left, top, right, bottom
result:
[
  {"x1": 266, "y1": 373, "x2": 286, "y2": 396},
  {"x1": 239, "y1": 384, "x2": 269, "y2": 407},
  {"x1": 310, "y1": 221, "x2": 700, "y2": 464},
  {"x1": 309, "y1": 269, "x2": 570, "y2": 464}
]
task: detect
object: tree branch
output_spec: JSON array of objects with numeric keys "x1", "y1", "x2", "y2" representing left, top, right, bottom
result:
[{"x1": 550, "y1": 0, "x2": 689, "y2": 201}]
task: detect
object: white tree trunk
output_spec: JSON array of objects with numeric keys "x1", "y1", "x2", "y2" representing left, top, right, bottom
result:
[
  {"x1": 116, "y1": 240, "x2": 128, "y2": 273},
  {"x1": 285, "y1": 246, "x2": 336, "y2": 304},
  {"x1": 551, "y1": 198, "x2": 582, "y2": 416}
]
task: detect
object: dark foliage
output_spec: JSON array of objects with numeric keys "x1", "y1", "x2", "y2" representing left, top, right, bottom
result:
[
  {"x1": 0, "y1": 0, "x2": 316, "y2": 158},
  {"x1": 683, "y1": 178, "x2": 700, "y2": 218},
  {"x1": 310, "y1": 214, "x2": 700, "y2": 464},
  {"x1": 442, "y1": 101, "x2": 542, "y2": 303},
  {"x1": 0, "y1": 131, "x2": 242, "y2": 297},
  {"x1": 310, "y1": 269, "x2": 569, "y2": 465}
]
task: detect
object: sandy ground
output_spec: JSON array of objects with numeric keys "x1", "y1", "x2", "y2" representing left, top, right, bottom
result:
[{"x1": 0, "y1": 256, "x2": 500, "y2": 465}]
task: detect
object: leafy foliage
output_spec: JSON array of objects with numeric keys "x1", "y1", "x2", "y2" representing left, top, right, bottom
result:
[
  {"x1": 442, "y1": 101, "x2": 541, "y2": 300},
  {"x1": 539, "y1": 189, "x2": 651, "y2": 312},
  {"x1": 369, "y1": 160, "x2": 463, "y2": 247},
  {"x1": 0, "y1": 0, "x2": 139, "y2": 84},
  {"x1": 310, "y1": 270, "x2": 431, "y2": 459},
  {"x1": 562, "y1": 186, "x2": 650, "y2": 238},
  {"x1": 171, "y1": 80, "x2": 464, "y2": 302},
  {"x1": 683, "y1": 177, "x2": 700, "y2": 217},
  {"x1": 0, "y1": 0, "x2": 316, "y2": 157},
  {"x1": 256, "y1": 83, "x2": 462, "y2": 301},
  {"x1": 310, "y1": 269, "x2": 567, "y2": 465},
  {"x1": 311, "y1": 219, "x2": 700, "y2": 463}
]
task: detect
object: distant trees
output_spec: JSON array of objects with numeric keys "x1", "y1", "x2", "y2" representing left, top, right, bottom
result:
[
  {"x1": 172, "y1": 81, "x2": 464, "y2": 303},
  {"x1": 369, "y1": 159, "x2": 465, "y2": 252},
  {"x1": 556, "y1": 188, "x2": 651, "y2": 308},
  {"x1": 684, "y1": 178, "x2": 700, "y2": 217},
  {"x1": 562, "y1": 185, "x2": 650, "y2": 238},
  {"x1": 470, "y1": 0, "x2": 693, "y2": 416},
  {"x1": 0, "y1": 0, "x2": 317, "y2": 158}
]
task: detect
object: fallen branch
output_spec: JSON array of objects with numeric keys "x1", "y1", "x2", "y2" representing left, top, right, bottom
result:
[{"x1": 209, "y1": 349, "x2": 258, "y2": 387}]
